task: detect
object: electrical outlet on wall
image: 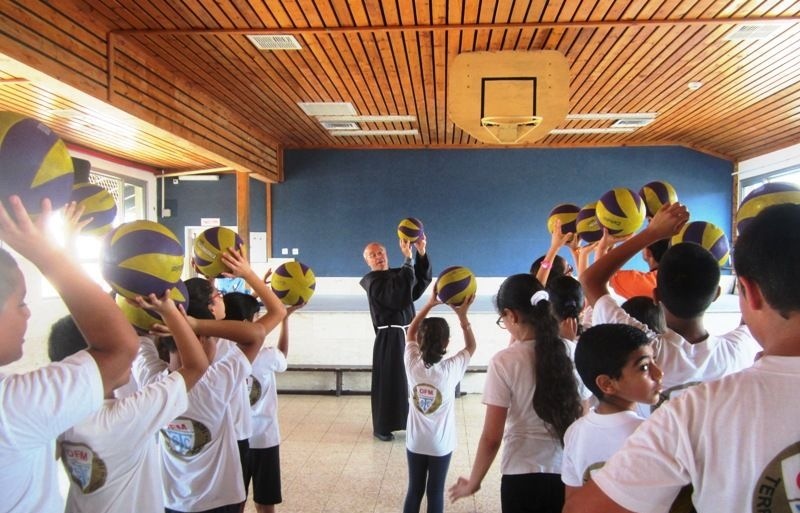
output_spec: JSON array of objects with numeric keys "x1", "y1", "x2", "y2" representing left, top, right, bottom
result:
[
  {"x1": 292, "y1": 248, "x2": 299, "y2": 255},
  {"x1": 281, "y1": 248, "x2": 288, "y2": 255}
]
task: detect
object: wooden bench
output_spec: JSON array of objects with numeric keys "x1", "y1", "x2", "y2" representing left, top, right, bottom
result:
[{"x1": 281, "y1": 364, "x2": 488, "y2": 396}]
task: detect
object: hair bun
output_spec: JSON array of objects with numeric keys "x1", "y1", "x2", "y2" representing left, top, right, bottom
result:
[{"x1": 531, "y1": 290, "x2": 550, "y2": 306}]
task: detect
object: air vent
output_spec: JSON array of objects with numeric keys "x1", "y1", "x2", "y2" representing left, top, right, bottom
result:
[
  {"x1": 321, "y1": 121, "x2": 360, "y2": 131},
  {"x1": 611, "y1": 118, "x2": 654, "y2": 129},
  {"x1": 246, "y1": 34, "x2": 302, "y2": 50},
  {"x1": 725, "y1": 23, "x2": 788, "y2": 41},
  {"x1": 298, "y1": 102, "x2": 357, "y2": 117}
]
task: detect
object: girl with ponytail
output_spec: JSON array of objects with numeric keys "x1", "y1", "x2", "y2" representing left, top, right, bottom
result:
[{"x1": 449, "y1": 273, "x2": 586, "y2": 513}]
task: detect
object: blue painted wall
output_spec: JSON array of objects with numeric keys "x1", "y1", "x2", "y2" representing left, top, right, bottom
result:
[
  {"x1": 159, "y1": 147, "x2": 733, "y2": 277},
  {"x1": 276, "y1": 147, "x2": 733, "y2": 276}
]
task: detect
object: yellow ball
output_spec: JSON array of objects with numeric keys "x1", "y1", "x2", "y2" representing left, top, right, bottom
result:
[
  {"x1": 547, "y1": 204, "x2": 580, "y2": 234},
  {"x1": 193, "y1": 227, "x2": 245, "y2": 278},
  {"x1": 596, "y1": 187, "x2": 646, "y2": 236},
  {"x1": 70, "y1": 183, "x2": 118, "y2": 236},
  {"x1": 670, "y1": 221, "x2": 730, "y2": 267},
  {"x1": 435, "y1": 266, "x2": 477, "y2": 306},
  {"x1": 271, "y1": 261, "x2": 316, "y2": 306},
  {"x1": 576, "y1": 202, "x2": 603, "y2": 243},
  {"x1": 736, "y1": 182, "x2": 800, "y2": 235},
  {"x1": 639, "y1": 181, "x2": 678, "y2": 218},
  {"x1": 116, "y1": 282, "x2": 189, "y2": 331}
]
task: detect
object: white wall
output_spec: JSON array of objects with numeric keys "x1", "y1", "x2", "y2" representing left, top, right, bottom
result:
[{"x1": 738, "y1": 142, "x2": 800, "y2": 180}]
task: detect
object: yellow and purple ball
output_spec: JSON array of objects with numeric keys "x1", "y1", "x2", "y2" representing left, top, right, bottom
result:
[
  {"x1": 435, "y1": 266, "x2": 477, "y2": 306},
  {"x1": 116, "y1": 280, "x2": 189, "y2": 331},
  {"x1": 0, "y1": 111, "x2": 74, "y2": 213},
  {"x1": 639, "y1": 180, "x2": 678, "y2": 217},
  {"x1": 576, "y1": 202, "x2": 603, "y2": 243},
  {"x1": 670, "y1": 221, "x2": 730, "y2": 266},
  {"x1": 596, "y1": 187, "x2": 646, "y2": 236},
  {"x1": 193, "y1": 226, "x2": 246, "y2": 278},
  {"x1": 70, "y1": 183, "x2": 118, "y2": 236},
  {"x1": 397, "y1": 217, "x2": 425, "y2": 242},
  {"x1": 736, "y1": 182, "x2": 800, "y2": 235},
  {"x1": 547, "y1": 203, "x2": 581, "y2": 234},
  {"x1": 101, "y1": 220, "x2": 184, "y2": 300},
  {"x1": 271, "y1": 261, "x2": 316, "y2": 306}
]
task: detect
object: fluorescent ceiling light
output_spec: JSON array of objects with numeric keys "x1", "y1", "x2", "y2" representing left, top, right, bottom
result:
[
  {"x1": 178, "y1": 175, "x2": 220, "y2": 181},
  {"x1": 316, "y1": 115, "x2": 417, "y2": 123},
  {"x1": 246, "y1": 34, "x2": 302, "y2": 50},
  {"x1": 550, "y1": 128, "x2": 636, "y2": 135},
  {"x1": 611, "y1": 118, "x2": 655, "y2": 129},
  {"x1": 329, "y1": 129, "x2": 419, "y2": 136},
  {"x1": 320, "y1": 121, "x2": 360, "y2": 130},
  {"x1": 298, "y1": 102, "x2": 357, "y2": 117},
  {"x1": 566, "y1": 113, "x2": 657, "y2": 121}
]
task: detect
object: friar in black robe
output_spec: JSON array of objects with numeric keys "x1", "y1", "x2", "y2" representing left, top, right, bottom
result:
[{"x1": 360, "y1": 239, "x2": 431, "y2": 440}]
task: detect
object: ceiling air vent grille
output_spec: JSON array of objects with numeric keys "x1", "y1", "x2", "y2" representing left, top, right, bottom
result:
[
  {"x1": 321, "y1": 121, "x2": 360, "y2": 131},
  {"x1": 246, "y1": 34, "x2": 302, "y2": 50},
  {"x1": 725, "y1": 24, "x2": 788, "y2": 41}
]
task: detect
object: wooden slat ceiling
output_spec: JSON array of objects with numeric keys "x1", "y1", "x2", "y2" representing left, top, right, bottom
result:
[{"x1": 2, "y1": 1, "x2": 800, "y2": 180}]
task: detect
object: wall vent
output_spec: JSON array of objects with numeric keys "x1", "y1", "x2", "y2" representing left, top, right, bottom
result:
[
  {"x1": 321, "y1": 121, "x2": 360, "y2": 131},
  {"x1": 246, "y1": 34, "x2": 302, "y2": 50}
]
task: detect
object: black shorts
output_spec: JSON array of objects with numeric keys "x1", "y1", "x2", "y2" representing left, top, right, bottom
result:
[
  {"x1": 500, "y1": 473, "x2": 564, "y2": 513},
  {"x1": 237, "y1": 439, "x2": 250, "y2": 489},
  {"x1": 244, "y1": 445, "x2": 282, "y2": 506}
]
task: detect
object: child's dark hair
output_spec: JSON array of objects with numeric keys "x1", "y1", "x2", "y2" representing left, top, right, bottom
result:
[
  {"x1": 184, "y1": 277, "x2": 215, "y2": 320},
  {"x1": 224, "y1": 292, "x2": 260, "y2": 322},
  {"x1": 656, "y1": 243, "x2": 720, "y2": 318},
  {"x1": 48, "y1": 315, "x2": 88, "y2": 362},
  {"x1": 576, "y1": 324, "x2": 650, "y2": 400},
  {"x1": 548, "y1": 275, "x2": 583, "y2": 325},
  {"x1": 648, "y1": 239, "x2": 669, "y2": 264},
  {"x1": 734, "y1": 203, "x2": 800, "y2": 318},
  {"x1": 495, "y1": 273, "x2": 582, "y2": 443},
  {"x1": 0, "y1": 248, "x2": 19, "y2": 305},
  {"x1": 621, "y1": 296, "x2": 666, "y2": 333},
  {"x1": 529, "y1": 255, "x2": 570, "y2": 287},
  {"x1": 418, "y1": 317, "x2": 449, "y2": 367},
  {"x1": 159, "y1": 336, "x2": 177, "y2": 355}
]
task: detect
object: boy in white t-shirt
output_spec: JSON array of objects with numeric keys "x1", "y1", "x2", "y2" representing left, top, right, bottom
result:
[
  {"x1": 581, "y1": 203, "x2": 759, "y2": 400},
  {"x1": 224, "y1": 292, "x2": 300, "y2": 513},
  {"x1": 51, "y1": 291, "x2": 209, "y2": 513},
  {"x1": 565, "y1": 202, "x2": 800, "y2": 512},
  {"x1": 0, "y1": 197, "x2": 139, "y2": 513},
  {"x1": 140, "y1": 248, "x2": 286, "y2": 513},
  {"x1": 562, "y1": 324, "x2": 662, "y2": 498},
  {"x1": 403, "y1": 292, "x2": 476, "y2": 513}
]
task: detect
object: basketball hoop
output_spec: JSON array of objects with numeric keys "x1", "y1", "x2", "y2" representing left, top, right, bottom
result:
[{"x1": 480, "y1": 115, "x2": 543, "y2": 144}]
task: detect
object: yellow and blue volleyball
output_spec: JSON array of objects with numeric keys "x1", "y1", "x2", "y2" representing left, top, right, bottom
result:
[
  {"x1": 435, "y1": 266, "x2": 477, "y2": 306},
  {"x1": 101, "y1": 220, "x2": 184, "y2": 299},
  {"x1": 271, "y1": 261, "x2": 316, "y2": 306},
  {"x1": 193, "y1": 226, "x2": 246, "y2": 278},
  {"x1": 397, "y1": 217, "x2": 424, "y2": 242},
  {"x1": 547, "y1": 203, "x2": 580, "y2": 234},
  {"x1": 639, "y1": 180, "x2": 678, "y2": 217},
  {"x1": 576, "y1": 202, "x2": 603, "y2": 243},
  {"x1": 0, "y1": 111, "x2": 74, "y2": 213},
  {"x1": 116, "y1": 281, "x2": 189, "y2": 331},
  {"x1": 736, "y1": 182, "x2": 800, "y2": 235},
  {"x1": 70, "y1": 183, "x2": 118, "y2": 236},
  {"x1": 670, "y1": 221, "x2": 730, "y2": 266},
  {"x1": 596, "y1": 187, "x2": 646, "y2": 236}
]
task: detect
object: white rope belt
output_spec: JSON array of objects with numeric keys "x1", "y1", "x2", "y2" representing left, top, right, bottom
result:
[{"x1": 376, "y1": 324, "x2": 408, "y2": 330}]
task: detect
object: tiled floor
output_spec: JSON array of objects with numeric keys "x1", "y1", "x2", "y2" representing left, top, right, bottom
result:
[{"x1": 243, "y1": 393, "x2": 502, "y2": 513}]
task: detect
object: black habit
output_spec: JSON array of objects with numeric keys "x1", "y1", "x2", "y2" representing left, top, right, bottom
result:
[{"x1": 360, "y1": 253, "x2": 432, "y2": 434}]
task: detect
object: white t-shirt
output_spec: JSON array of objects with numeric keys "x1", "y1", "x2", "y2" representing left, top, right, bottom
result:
[
  {"x1": 59, "y1": 372, "x2": 189, "y2": 513},
  {"x1": 593, "y1": 294, "x2": 760, "y2": 396},
  {"x1": 0, "y1": 350, "x2": 103, "y2": 513},
  {"x1": 561, "y1": 409, "x2": 644, "y2": 486},
  {"x1": 160, "y1": 347, "x2": 252, "y2": 511},
  {"x1": 216, "y1": 339, "x2": 253, "y2": 441},
  {"x1": 131, "y1": 335, "x2": 167, "y2": 389},
  {"x1": 594, "y1": 355, "x2": 800, "y2": 512},
  {"x1": 404, "y1": 341, "x2": 471, "y2": 456},
  {"x1": 482, "y1": 338, "x2": 589, "y2": 475},
  {"x1": 248, "y1": 346, "x2": 287, "y2": 449}
]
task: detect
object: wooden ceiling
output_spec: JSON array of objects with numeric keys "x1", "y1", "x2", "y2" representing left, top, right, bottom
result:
[{"x1": 2, "y1": 1, "x2": 800, "y2": 180}]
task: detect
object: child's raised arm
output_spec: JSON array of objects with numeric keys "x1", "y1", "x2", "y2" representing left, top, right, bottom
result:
[
  {"x1": 277, "y1": 304, "x2": 304, "y2": 357},
  {"x1": 134, "y1": 290, "x2": 209, "y2": 389},
  {"x1": 580, "y1": 203, "x2": 689, "y2": 306},
  {"x1": 450, "y1": 295, "x2": 476, "y2": 356},
  {"x1": 536, "y1": 219, "x2": 573, "y2": 286},
  {"x1": 407, "y1": 290, "x2": 441, "y2": 342},
  {"x1": 0, "y1": 196, "x2": 138, "y2": 395}
]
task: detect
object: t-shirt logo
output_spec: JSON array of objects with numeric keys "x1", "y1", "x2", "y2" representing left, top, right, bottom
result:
[
  {"x1": 248, "y1": 375, "x2": 263, "y2": 406},
  {"x1": 161, "y1": 417, "x2": 212, "y2": 457},
  {"x1": 60, "y1": 442, "x2": 108, "y2": 493},
  {"x1": 752, "y1": 442, "x2": 800, "y2": 512},
  {"x1": 412, "y1": 383, "x2": 442, "y2": 414}
]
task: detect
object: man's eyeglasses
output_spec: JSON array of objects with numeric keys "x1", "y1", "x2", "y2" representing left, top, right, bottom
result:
[
  {"x1": 209, "y1": 291, "x2": 222, "y2": 304},
  {"x1": 496, "y1": 315, "x2": 506, "y2": 329}
]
